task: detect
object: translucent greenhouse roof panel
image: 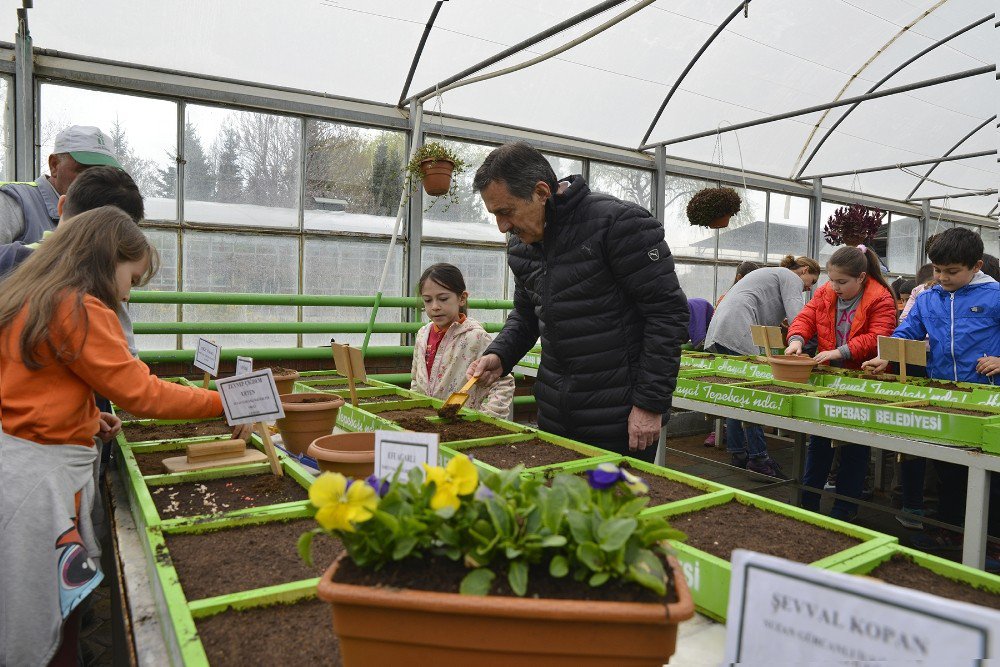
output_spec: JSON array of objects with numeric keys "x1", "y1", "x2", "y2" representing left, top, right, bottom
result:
[{"x1": 16, "y1": 0, "x2": 440, "y2": 103}]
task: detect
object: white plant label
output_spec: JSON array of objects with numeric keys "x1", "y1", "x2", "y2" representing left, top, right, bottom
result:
[
  {"x1": 374, "y1": 430, "x2": 439, "y2": 481},
  {"x1": 215, "y1": 369, "x2": 286, "y2": 426},
  {"x1": 193, "y1": 337, "x2": 221, "y2": 376},
  {"x1": 235, "y1": 356, "x2": 254, "y2": 376}
]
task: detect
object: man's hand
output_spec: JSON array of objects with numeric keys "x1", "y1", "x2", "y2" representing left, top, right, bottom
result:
[
  {"x1": 861, "y1": 357, "x2": 889, "y2": 374},
  {"x1": 976, "y1": 356, "x2": 1000, "y2": 377},
  {"x1": 628, "y1": 406, "x2": 661, "y2": 452},
  {"x1": 231, "y1": 423, "x2": 253, "y2": 442},
  {"x1": 784, "y1": 340, "x2": 803, "y2": 356},
  {"x1": 813, "y1": 348, "x2": 843, "y2": 365},
  {"x1": 467, "y1": 354, "x2": 503, "y2": 387},
  {"x1": 98, "y1": 412, "x2": 122, "y2": 440}
]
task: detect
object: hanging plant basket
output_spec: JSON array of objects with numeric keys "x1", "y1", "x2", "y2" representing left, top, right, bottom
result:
[
  {"x1": 419, "y1": 158, "x2": 455, "y2": 196},
  {"x1": 686, "y1": 187, "x2": 741, "y2": 229},
  {"x1": 823, "y1": 204, "x2": 885, "y2": 246},
  {"x1": 405, "y1": 141, "x2": 467, "y2": 208}
]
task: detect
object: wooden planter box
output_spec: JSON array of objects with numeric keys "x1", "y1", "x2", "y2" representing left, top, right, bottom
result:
[{"x1": 645, "y1": 490, "x2": 896, "y2": 621}]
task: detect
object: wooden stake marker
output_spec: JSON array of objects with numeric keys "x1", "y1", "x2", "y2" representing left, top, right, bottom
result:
[
  {"x1": 750, "y1": 325, "x2": 785, "y2": 358},
  {"x1": 332, "y1": 343, "x2": 367, "y2": 408},
  {"x1": 877, "y1": 336, "x2": 927, "y2": 383},
  {"x1": 214, "y1": 368, "x2": 287, "y2": 478}
]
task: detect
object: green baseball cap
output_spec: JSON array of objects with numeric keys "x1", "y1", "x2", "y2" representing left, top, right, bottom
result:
[{"x1": 53, "y1": 125, "x2": 124, "y2": 170}]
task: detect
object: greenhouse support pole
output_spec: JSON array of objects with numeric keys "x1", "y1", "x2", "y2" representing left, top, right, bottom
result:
[
  {"x1": 362, "y1": 102, "x2": 423, "y2": 355},
  {"x1": 809, "y1": 179, "x2": 822, "y2": 259},
  {"x1": 919, "y1": 200, "x2": 931, "y2": 274},
  {"x1": 406, "y1": 100, "x2": 424, "y2": 326},
  {"x1": 654, "y1": 145, "x2": 666, "y2": 220},
  {"x1": 14, "y1": 6, "x2": 34, "y2": 181}
]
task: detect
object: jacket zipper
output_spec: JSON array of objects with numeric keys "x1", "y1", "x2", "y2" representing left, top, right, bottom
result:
[{"x1": 950, "y1": 292, "x2": 958, "y2": 381}]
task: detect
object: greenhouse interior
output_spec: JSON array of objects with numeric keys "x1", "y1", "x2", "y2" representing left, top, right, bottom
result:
[{"x1": 0, "y1": 0, "x2": 997, "y2": 665}]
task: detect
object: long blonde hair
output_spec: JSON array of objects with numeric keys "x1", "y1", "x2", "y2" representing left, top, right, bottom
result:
[
  {"x1": 0, "y1": 206, "x2": 159, "y2": 369},
  {"x1": 780, "y1": 254, "x2": 821, "y2": 276}
]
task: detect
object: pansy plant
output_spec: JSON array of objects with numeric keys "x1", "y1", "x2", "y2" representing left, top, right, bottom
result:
[{"x1": 300, "y1": 457, "x2": 686, "y2": 598}]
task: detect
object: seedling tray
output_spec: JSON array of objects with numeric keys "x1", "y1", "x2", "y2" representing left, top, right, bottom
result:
[{"x1": 645, "y1": 490, "x2": 895, "y2": 621}]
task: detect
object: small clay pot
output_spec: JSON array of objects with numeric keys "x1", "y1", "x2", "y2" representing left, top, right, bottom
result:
[
  {"x1": 419, "y1": 158, "x2": 454, "y2": 196},
  {"x1": 271, "y1": 369, "x2": 300, "y2": 395},
  {"x1": 307, "y1": 432, "x2": 375, "y2": 477},
  {"x1": 760, "y1": 355, "x2": 817, "y2": 383},
  {"x1": 708, "y1": 216, "x2": 732, "y2": 229},
  {"x1": 276, "y1": 392, "x2": 344, "y2": 455}
]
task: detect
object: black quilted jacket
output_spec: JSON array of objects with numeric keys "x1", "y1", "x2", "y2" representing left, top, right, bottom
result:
[{"x1": 485, "y1": 176, "x2": 689, "y2": 449}]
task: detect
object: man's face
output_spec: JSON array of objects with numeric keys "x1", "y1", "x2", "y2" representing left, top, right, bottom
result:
[
  {"x1": 933, "y1": 260, "x2": 982, "y2": 292},
  {"x1": 480, "y1": 180, "x2": 550, "y2": 245},
  {"x1": 48, "y1": 153, "x2": 89, "y2": 195}
]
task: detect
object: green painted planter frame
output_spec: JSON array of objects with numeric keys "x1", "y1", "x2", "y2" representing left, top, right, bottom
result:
[{"x1": 644, "y1": 490, "x2": 896, "y2": 621}]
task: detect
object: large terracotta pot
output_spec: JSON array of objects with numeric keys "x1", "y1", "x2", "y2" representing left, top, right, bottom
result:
[
  {"x1": 307, "y1": 432, "x2": 375, "y2": 477},
  {"x1": 276, "y1": 393, "x2": 344, "y2": 455},
  {"x1": 270, "y1": 368, "x2": 300, "y2": 395},
  {"x1": 419, "y1": 158, "x2": 455, "y2": 196},
  {"x1": 708, "y1": 215, "x2": 732, "y2": 229},
  {"x1": 760, "y1": 355, "x2": 817, "y2": 383},
  {"x1": 317, "y1": 553, "x2": 694, "y2": 666}
]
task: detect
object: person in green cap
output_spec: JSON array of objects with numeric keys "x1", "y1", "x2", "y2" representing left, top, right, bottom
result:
[{"x1": 0, "y1": 125, "x2": 124, "y2": 246}]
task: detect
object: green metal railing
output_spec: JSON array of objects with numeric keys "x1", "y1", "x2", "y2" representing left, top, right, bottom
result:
[{"x1": 129, "y1": 291, "x2": 513, "y2": 309}]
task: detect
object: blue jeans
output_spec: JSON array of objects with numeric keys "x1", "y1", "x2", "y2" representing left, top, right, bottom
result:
[
  {"x1": 708, "y1": 343, "x2": 769, "y2": 460},
  {"x1": 802, "y1": 436, "x2": 869, "y2": 520}
]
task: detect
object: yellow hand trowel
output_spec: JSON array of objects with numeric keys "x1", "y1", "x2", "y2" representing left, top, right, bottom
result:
[{"x1": 437, "y1": 375, "x2": 479, "y2": 419}]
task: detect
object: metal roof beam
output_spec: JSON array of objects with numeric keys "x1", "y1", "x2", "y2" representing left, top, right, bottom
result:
[
  {"x1": 793, "y1": 13, "x2": 994, "y2": 179},
  {"x1": 904, "y1": 114, "x2": 997, "y2": 200},
  {"x1": 639, "y1": 65, "x2": 995, "y2": 150},
  {"x1": 799, "y1": 150, "x2": 997, "y2": 181},
  {"x1": 908, "y1": 189, "x2": 997, "y2": 201},
  {"x1": 396, "y1": 1, "x2": 445, "y2": 108}
]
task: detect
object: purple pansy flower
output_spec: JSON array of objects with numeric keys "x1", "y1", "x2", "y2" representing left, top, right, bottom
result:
[
  {"x1": 587, "y1": 463, "x2": 624, "y2": 490},
  {"x1": 474, "y1": 483, "x2": 495, "y2": 501},
  {"x1": 365, "y1": 474, "x2": 390, "y2": 498}
]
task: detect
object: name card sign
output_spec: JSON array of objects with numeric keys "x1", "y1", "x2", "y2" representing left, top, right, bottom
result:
[
  {"x1": 215, "y1": 369, "x2": 285, "y2": 426},
  {"x1": 235, "y1": 356, "x2": 254, "y2": 376},
  {"x1": 194, "y1": 337, "x2": 221, "y2": 376},
  {"x1": 877, "y1": 336, "x2": 927, "y2": 383},
  {"x1": 332, "y1": 343, "x2": 367, "y2": 407},
  {"x1": 750, "y1": 325, "x2": 784, "y2": 357},
  {"x1": 724, "y1": 550, "x2": 1000, "y2": 665},
  {"x1": 374, "y1": 430, "x2": 439, "y2": 481}
]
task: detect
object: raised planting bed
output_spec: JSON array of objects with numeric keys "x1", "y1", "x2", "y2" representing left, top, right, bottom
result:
[
  {"x1": 194, "y1": 598, "x2": 341, "y2": 667},
  {"x1": 822, "y1": 393, "x2": 895, "y2": 404},
  {"x1": 122, "y1": 418, "x2": 233, "y2": 444},
  {"x1": 813, "y1": 374, "x2": 981, "y2": 404},
  {"x1": 829, "y1": 544, "x2": 999, "y2": 610},
  {"x1": 149, "y1": 471, "x2": 310, "y2": 521},
  {"x1": 646, "y1": 490, "x2": 895, "y2": 621},
  {"x1": 676, "y1": 374, "x2": 813, "y2": 417},
  {"x1": 163, "y1": 518, "x2": 343, "y2": 601},
  {"x1": 395, "y1": 416, "x2": 518, "y2": 442},
  {"x1": 377, "y1": 407, "x2": 440, "y2": 421},
  {"x1": 445, "y1": 432, "x2": 614, "y2": 473}
]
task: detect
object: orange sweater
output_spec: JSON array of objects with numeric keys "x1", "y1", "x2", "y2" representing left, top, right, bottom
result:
[{"x1": 1, "y1": 293, "x2": 222, "y2": 446}]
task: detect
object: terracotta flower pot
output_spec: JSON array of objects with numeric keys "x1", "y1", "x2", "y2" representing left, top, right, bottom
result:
[
  {"x1": 708, "y1": 215, "x2": 732, "y2": 229},
  {"x1": 275, "y1": 393, "x2": 344, "y2": 456},
  {"x1": 307, "y1": 432, "x2": 375, "y2": 477},
  {"x1": 317, "y1": 553, "x2": 694, "y2": 666},
  {"x1": 759, "y1": 355, "x2": 817, "y2": 383},
  {"x1": 419, "y1": 158, "x2": 455, "y2": 196},
  {"x1": 270, "y1": 368, "x2": 300, "y2": 395}
]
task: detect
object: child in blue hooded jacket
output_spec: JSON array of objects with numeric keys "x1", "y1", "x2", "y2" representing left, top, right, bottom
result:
[{"x1": 863, "y1": 227, "x2": 1000, "y2": 569}]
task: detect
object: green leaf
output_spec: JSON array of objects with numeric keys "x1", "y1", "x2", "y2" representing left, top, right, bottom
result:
[
  {"x1": 487, "y1": 498, "x2": 514, "y2": 535},
  {"x1": 392, "y1": 535, "x2": 417, "y2": 561},
  {"x1": 373, "y1": 509, "x2": 399, "y2": 533},
  {"x1": 641, "y1": 523, "x2": 687, "y2": 545},
  {"x1": 296, "y1": 530, "x2": 316, "y2": 567},
  {"x1": 540, "y1": 534, "x2": 567, "y2": 548},
  {"x1": 555, "y1": 474, "x2": 592, "y2": 507},
  {"x1": 628, "y1": 549, "x2": 667, "y2": 596},
  {"x1": 508, "y1": 560, "x2": 529, "y2": 597},
  {"x1": 505, "y1": 546, "x2": 523, "y2": 559},
  {"x1": 566, "y1": 510, "x2": 593, "y2": 543},
  {"x1": 589, "y1": 571, "x2": 610, "y2": 587},
  {"x1": 597, "y1": 518, "x2": 637, "y2": 552},
  {"x1": 549, "y1": 555, "x2": 569, "y2": 578},
  {"x1": 617, "y1": 496, "x2": 650, "y2": 517},
  {"x1": 542, "y1": 487, "x2": 568, "y2": 532},
  {"x1": 576, "y1": 542, "x2": 604, "y2": 571},
  {"x1": 460, "y1": 568, "x2": 496, "y2": 596}
]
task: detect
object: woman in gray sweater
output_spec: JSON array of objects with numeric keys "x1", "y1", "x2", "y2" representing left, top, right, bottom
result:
[{"x1": 703, "y1": 255, "x2": 820, "y2": 478}]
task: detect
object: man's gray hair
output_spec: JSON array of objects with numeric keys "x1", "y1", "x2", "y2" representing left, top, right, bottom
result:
[{"x1": 473, "y1": 142, "x2": 558, "y2": 200}]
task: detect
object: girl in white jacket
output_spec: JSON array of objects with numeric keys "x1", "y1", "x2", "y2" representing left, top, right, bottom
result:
[{"x1": 411, "y1": 263, "x2": 515, "y2": 419}]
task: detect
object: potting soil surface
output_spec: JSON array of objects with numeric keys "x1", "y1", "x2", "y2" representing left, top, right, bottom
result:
[
  {"x1": 165, "y1": 518, "x2": 343, "y2": 600},
  {"x1": 133, "y1": 449, "x2": 184, "y2": 476},
  {"x1": 195, "y1": 598, "x2": 341, "y2": 666},
  {"x1": 393, "y1": 416, "x2": 514, "y2": 442},
  {"x1": 750, "y1": 383, "x2": 809, "y2": 394},
  {"x1": 377, "y1": 408, "x2": 439, "y2": 421},
  {"x1": 356, "y1": 394, "x2": 404, "y2": 404},
  {"x1": 334, "y1": 554, "x2": 677, "y2": 603},
  {"x1": 920, "y1": 381, "x2": 973, "y2": 392},
  {"x1": 150, "y1": 473, "x2": 309, "y2": 519},
  {"x1": 124, "y1": 419, "x2": 232, "y2": 442},
  {"x1": 620, "y1": 463, "x2": 704, "y2": 506},
  {"x1": 463, "y1": 438, "x2": 585, "y2": 468},
  {"x1": 869, "y1": 554, "x2": 999, "y2": 610},
  {"x1": 688, "y1": 375, "x2": 746, "y2": 384},
  {"x1": 916, "y1": 405, "x2": 994, "y2": 417},
  {"x1": 825, "y1": 394, "x2": 893, "y2": 404},
  {"x1": 672, "y1": 500, "x2": 860, "y2": 563}
]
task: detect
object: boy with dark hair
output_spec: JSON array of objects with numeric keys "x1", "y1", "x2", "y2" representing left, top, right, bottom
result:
[{"x1": 864, "y1": 226, "x2": 1000, "y2": 569}]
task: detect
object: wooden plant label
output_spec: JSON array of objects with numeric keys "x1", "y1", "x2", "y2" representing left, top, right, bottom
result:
[
  {"x1": 750, "y1": 325, "x2": 785, "y2": 357},
  {"x1": 194, "y1": 337, "x2": 221, "y2": 388},
  {"x1": 235, "y1": 356, "x2": 254, "y2": 376},
  {"x1": 876, "y1": 336, "x2": 927, "y2": 383},
  {"x1": 215, "y1": 369, "x2": 286, "y2": 476},
  {"x1": 332, "y1": 343, "x2": 367, "y2": 408},
  {"x1": 374, "y1": 430, "x2": 439, "y2": 481}
]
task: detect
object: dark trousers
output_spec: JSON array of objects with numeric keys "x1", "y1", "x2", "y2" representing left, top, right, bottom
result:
[
  {"x1": 933, "y1": 462, "x2": 1000, "y2": 536},
  {"x1": 802, "y1": 436, "x2": 869, "y2": 520},
  {"x1": 900, "y1": 457, "x2": 927, "y2": 510}
]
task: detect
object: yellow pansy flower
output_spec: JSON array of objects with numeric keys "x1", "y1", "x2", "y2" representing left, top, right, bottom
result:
[
  {"x1": 423, "y1": 454, "x2": 479, "y2": 511},
  {"x1": 310, "y1": 472, "x2": 378, "y2": 532}
]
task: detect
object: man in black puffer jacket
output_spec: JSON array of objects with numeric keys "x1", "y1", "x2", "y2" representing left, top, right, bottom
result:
[{"x1": 467, "y1": 142, "x2": 689, "y2": 461}]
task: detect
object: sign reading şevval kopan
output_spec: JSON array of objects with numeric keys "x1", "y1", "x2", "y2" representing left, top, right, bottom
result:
[{"x1": 724, "y1": 550, "x2": 1000, "y2": 665}]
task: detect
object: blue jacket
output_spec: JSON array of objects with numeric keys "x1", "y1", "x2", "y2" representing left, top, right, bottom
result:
[{"x1": 892, "y1": 272, "x2": 1000, "y2": 383}]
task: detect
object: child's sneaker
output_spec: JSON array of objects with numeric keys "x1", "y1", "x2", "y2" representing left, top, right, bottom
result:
[
  {"x1": 895, "y1": 508, "x2": 925, "y2": 530},
  {"x1": 703, "y1": 432, "x2": 716, "y2": 448},
  {"x1": 910, "y1": 528, "x2": 962, "y2": 553},
  {"x1": 746, "y1": 455, "x2": 789, "y2": 480},
  {"x1": 730, "y1": 452, "x2": 749, "y2": 469}
]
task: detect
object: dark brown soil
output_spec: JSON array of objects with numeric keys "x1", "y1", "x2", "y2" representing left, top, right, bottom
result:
[
  {"x1": 264, "y1": 365, "x2": 297, "y2": 376},
  {"x1": 860, "y1": 373, "x2": 903, "y2": 382},
  {"x1": 133, "y1": 449, "x2": 184, "y2": 476},
  {"x1": 869, "y1": 554, "x2": 999, "y2": 610},
  {"x1": 752, "y1": 383, "x2": 809, "y2": 394},
  {"x1": 166, "y1": 519, "x2": 343, "y2": 600},
  {"x1": 464, "y1": 438, "x2": 585, "y2": 468},
  {"x1": 377, "y1": 408, "x2": 439, "y2": 421},
  {"x1": 825, "y1": 394, "x2": 893, "y2": 404},
  {"x1": 150, "y1": 474, "x2": 309, "y2": 519},
  {"x1": 114, "y1": 409, "x2": 140, "y2": 421},
  {"x1": 672, "y1": 500, "x2": 860, "y2": 563},
  {"x1": 919, "y1": 380, "x2": 973, "y2": 392},
  {"x1": 436, "y1": 403, "x2": 462, "y2": 421},
  {"x1": 356, "y1": 394, "x2": 404, "y2": 404},
  {"x1": 688, "y1": 375, "x2": 746, "y2": 384},
  {"x1": 917, "y1": 405, "x2": 994, "y2": 417},
  {"x1": 620, "y1": 463, "x2": 704, "y2": 506},
  {"x1": 196, "y1": 598, "x2": 341, "y2": 666},
  {"x1": 333, "y1": 553, "x2": 676, "y2": 604},
  {"x1": 393, "y1": 416, "x2": 513, "y2": 442},
  {"x1": 293, "y1": 396, "x2": 334, "y2": 404},
  {"x1": 124, "y1": 419, "x2": 231, "y2": 443}
]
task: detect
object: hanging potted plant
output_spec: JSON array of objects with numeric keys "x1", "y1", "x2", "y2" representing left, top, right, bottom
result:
[
  {"x1": 303, "y1": 458, "x2": 695, "y2": 665},
  {"x1": 686, "y1": 186, "x2": 742, "y2": 229},
  {"x1": 405, "y1": 141, "x2": 467, "y2": 204},
  {"x1": 823, "y1": 203, "x2": 885, "y2": 246}
]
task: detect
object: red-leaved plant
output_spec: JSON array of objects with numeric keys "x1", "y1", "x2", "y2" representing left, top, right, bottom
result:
[{"x1": 823, "y1": 204, "x2": 885, "y2": 246}]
